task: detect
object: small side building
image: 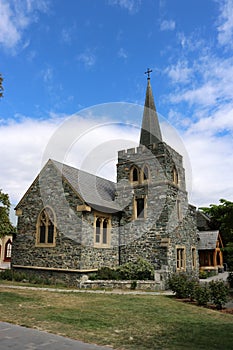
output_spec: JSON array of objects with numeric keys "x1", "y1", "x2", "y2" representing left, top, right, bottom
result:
[
  {"x1": 0, "y1": 235, "x2": 12, "y2": 269},
  {"x1": 198, "y1": 230, "x2": 224, "y2": 273}
]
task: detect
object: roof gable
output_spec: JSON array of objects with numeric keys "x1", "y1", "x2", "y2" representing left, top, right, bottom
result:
[
  {"x1": 16, "y1": 159, "x2": 120, "y2": 212},
  {"x1": 198, "y1": 230, "x2": 223, "y2": 250}
]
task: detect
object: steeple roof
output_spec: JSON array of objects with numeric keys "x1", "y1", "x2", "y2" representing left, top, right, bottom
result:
[{"x1": 139, "y1": 77, "x2": 162, "y2": 147}]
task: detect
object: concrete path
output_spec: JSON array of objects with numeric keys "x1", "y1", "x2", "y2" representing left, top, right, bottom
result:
[
  {"x1": 0, "y1": 322, "x2": 112, "y2": 350},
  {"x1": 200, "y1": 271, "x2": 229, "y2": 283},
  {"x1": 0, "y1": 283, "x2": 174, "y2": 295}
]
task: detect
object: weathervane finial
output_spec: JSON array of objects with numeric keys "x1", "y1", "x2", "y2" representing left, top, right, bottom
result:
[{"x1": 145, "y1": 68, "x2": 152, "y2": 80}]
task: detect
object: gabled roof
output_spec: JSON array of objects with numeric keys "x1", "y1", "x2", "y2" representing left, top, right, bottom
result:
[
  {"x1": 51, "y1": 160, "x2": 120, "y2": 212},
  {"x1": 198, "y1": 230, "x2": 223, "y2": 250},
  {"x1": 16, "y1": 159, "x2": 121, "y2": 213},
  {"x1": 197, "y1": 210, "x2": 212, "y2": 230}
]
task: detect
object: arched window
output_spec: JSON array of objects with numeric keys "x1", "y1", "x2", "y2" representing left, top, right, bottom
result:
[
  {"x1": 141, "y1": 164, "x2": 150, "y2": 182},
  {"x1": 172, "y1": 167, "x2": 179, "y2": 185},
  {"x1": 103, "y1": 219, "x2": 108, "y2": 244},
  {"x1": 36, "y1": 207, "x2": 56, "y2": 246},
  {"x1": 95, "y1": 218, "x2": 101, "y2": 243},
  {"x1": 4, "y1": 239, "x2": 12, "y2": 261},
  {"x1": 133, "y1": 166, "x2": 139, "y2": 182},
  {"x1": 130, "y1": 166, "x2": 139, "y2": 183},
  {"x1": 94, "y1": 215, "x2": 111, "y2": 247}
]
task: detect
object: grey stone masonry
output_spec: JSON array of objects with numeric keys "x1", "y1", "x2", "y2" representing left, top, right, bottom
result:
[
  {"x1": 12, "y1": 160, "x2": 120, "y2": 282},
  {"x1": 116, "y1": 141, "x2": 199, "y2": 276}
]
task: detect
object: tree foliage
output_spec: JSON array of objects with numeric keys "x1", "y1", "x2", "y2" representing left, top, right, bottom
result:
[
  {"x1": 200, "y1": 199, "x2": 233, "y2": 245},
  {"x1": 0, "y1": 189, "x2": 14, "y2": 236},
  {"x1": 0, "y1": 74, "x2": 3, "y2": 98},
  {"x1": 200, "y1": 199, "x2": 233, "y2": 270}
]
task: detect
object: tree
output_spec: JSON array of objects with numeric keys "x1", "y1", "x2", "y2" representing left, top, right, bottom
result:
[
  {"x1": 200, "y1": 199, "x2": 233, "y2": 270},
  {"x1": 0, "y1": 74, "x2": 3, "y2": 98},
  {"x1": 200, "y1": 199, "x2": 233, "y2": 245},
  {"x1": 0, "y1": 189, "x2": 14, "y2": 236}
]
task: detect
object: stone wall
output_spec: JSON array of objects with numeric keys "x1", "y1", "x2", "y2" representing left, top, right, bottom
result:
[
  {"x1": 116, "y1": 142, "x2": 199, "y2": 276},
  {"x1": 12, "y1": 161, "x2": 120, "y2": 274},
  {"x1": 78, "y1": 280, "x2": 163, "y2": 291}
]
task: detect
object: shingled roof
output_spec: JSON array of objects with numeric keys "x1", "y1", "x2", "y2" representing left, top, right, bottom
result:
[
  {"x1": 51, "y1": 159, "x2": 120, "y2": 212},
  {"x1": 198, "y1": 231, "x2": 221, "y2": 250}
]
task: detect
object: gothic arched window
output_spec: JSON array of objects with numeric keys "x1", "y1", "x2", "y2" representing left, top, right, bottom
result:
[
  {"x1": 94, "y1": 215, "x2": 111, "y2": 247},
  {"x1": 4, "y1": 239, "x2": 12, "y2": 261},
  {"x1": 141, "y1": 164, "x2": 150, "y2": 182},
  {"x1": 36, "y1": 207, "x2": 56, "y2": 246},
  {"x1": 130, "y1": 166, "x2": 139, "y2": 183}
]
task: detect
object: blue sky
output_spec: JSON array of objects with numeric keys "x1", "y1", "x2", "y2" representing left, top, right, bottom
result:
[{"x1": 0, "y1": 0, "x2": 233, "y2": 214}]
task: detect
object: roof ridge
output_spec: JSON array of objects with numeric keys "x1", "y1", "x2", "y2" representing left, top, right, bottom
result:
[{"x1": 50, "y1": 159, "x2": 116, "y2": 184}]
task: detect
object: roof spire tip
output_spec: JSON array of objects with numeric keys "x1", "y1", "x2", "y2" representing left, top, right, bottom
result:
[{"x1": 144, "y1": 68, "x2": 152, "y2": 80}]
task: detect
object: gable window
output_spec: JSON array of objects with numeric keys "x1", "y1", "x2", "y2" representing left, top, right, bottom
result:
[
  {"x1": 130, "y1": 166, "x2": 139, "y2": 183},
  {"x1": 4, "y1": 239, "x2": 12, "y2": 261},
  {"x1": 172, "y1": 167, "x2": 178, "y2": 185},
  {"x1": 36, "y1": 207, "x2": 56, "y2": 247},
  {"x1": 176, "y1": 247, "x2": 186, "y2": 271},
  {"x1": 134, "y1": 196, "x2": 147, "y2": 219},
  {"x1": 94, "y1": 214, "x2": 111, "y2": 247}
]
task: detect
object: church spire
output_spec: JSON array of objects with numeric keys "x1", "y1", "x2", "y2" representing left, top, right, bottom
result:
[{"x1": 139, "y1": 69, "x2": 162, "y2": 147}]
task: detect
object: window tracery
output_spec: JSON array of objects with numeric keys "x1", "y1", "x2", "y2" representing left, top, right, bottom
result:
[{"x1": 36, "y1": 207, "x2": 56, "y2": 247}]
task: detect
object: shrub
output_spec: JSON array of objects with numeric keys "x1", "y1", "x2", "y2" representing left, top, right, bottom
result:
[
  {"x1": 194, "y1": 284, "x2": 210, "y2": 306},
  {"x1": 89, "y1": 267, "x2": 120, "y2": 280},
  {"x1": 130, "y1": 281, "x2": 137, "y2": 290},
  {"x1": 199, "y1": 270, "x2": 207, "y2": 279},
  {"x1": 0, "y1": 269, "x2": 13, "y2": 281},
  {"x1": 89, "y1": 258, "x2": 154, "y2": 281},
  {"x1": 227, "y1": 272, "x2": 233, "y2": 288},
  {"x1": 209, "y1": 280, "x2": 229, "y2": 310},
  {"x1": 117, "y1": 258, "x2": 154, "y2": 280},
  {"x1": 13, "y1": 271, "x2": 28, "y2": 282},
  {"x1": 168, "y1": 273, "x2": 198, "y2": 299}
]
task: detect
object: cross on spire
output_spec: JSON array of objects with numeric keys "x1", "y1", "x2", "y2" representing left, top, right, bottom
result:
[{"x1": 145, "y1": 68, "x2": 152, "y2": 80}]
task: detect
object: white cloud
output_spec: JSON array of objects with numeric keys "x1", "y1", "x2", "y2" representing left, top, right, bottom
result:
[
  {"x1": 77, "y1": 50, "x2": 96, "y2": 68},
  {"x1": 160, "y1": 19, "x2": 176, "y2": 31},
  {"x1": 42, "y1": 67, "x2": 53, "y2": 83},
  {"x1": 0, "y1": 117, "x2": 61, "y2": 204},
  {"x1": 118, "y1": 47, "x2": 128, "y2": 59},
  {"x1": 108, "y1": 0, "x2": 141, "y2": 14},
  {"x1": 1, "y1": 103, "x2": 233, "y2": 223},
  {"x1": 0, "y1": 0, "x2": 49, "y2": 53},
  {"x1": 217, "y1": 0, "x2": 233, "y2": 48},
  {"x1": 0, "y1": 111, "x2": 139, "y2": 207},
  {"x1": 170, "y1": 83, "x2": 218, "y2": 106},
  {"x1": 61, "y1": 25, "x2": 76, "y2": 45},
  {"x1": 166, "y1": 52, "x2": 233, "y2": 108},
  {"x1": 164, "y1": 60, "x2": 193, "y2": 84},
  {"x1": 183, "y1": 127, "x2": 233, "y2": 207}
]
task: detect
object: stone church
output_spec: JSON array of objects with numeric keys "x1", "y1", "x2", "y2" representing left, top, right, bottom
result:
[{"x1": 12, "y1": 75, "x2": 199, "y2": 284}]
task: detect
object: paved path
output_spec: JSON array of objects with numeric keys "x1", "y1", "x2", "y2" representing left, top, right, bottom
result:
[
  {"x1": 0, "y1": 283, "x2": 174, "y2": 295},
  {"x1": 0, "y1": 322, "x2": 112, "y2": 350},
  {"x1": 200, "y1": 271, "x2": 229, "y2": 283}
]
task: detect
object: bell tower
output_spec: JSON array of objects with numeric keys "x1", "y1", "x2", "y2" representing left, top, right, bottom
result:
[{"x1": 116, "y1": 70, "x2": 198, "y2": 277}]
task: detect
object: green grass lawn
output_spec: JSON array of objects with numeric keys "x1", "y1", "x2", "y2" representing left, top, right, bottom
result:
[{"x1": 0, "y1": 286, "x2": 233, "y2": 349}]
